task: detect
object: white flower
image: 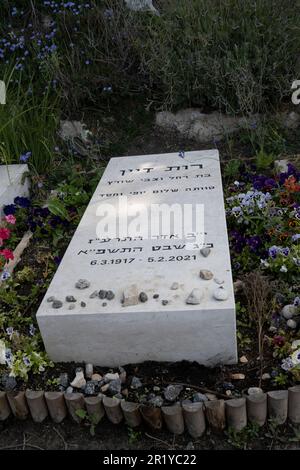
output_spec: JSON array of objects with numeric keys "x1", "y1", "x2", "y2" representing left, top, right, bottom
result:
[
  {"x1": 280, "y1": 265, "x2": 288, "y2": 273},
  {"x1": 292, "y1": 340, "x2": 300, "y2": 350},
  {"x1": 291, "y1": 349, "x2": 300, "y2": 366},
  {"x1": 0, "y1": 340, "x2": 6, "y2": 365},
  {"x1": 260, "y1": 259, "x2": 270, "y2": 267}
]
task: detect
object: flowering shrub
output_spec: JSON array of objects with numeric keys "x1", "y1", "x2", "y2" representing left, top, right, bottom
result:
[
  {"x1": 280, "y1": 340, "x2": 300, "y2": 381},
  {"x1": 226, "y1": 163, "x2": 300, "y2": 277}
]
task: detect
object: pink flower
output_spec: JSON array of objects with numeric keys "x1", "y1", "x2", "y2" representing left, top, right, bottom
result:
[
  {"x1": 5, "y1": 215, "x2": 16, "y2": 225},
  {"x1": 0, "y1": 249, "x2": 14, "y2": 261},
  {"x1": 0, "y1": 228, "x2": 10, "y2": 240}
]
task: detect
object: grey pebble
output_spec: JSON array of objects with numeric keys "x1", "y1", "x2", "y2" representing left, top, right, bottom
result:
[
  {"x1": 108, "y1": 378, "x2": 122, "y2": 395},
  {"x1": 153, "y1": 294, "x2": 159, "y2": 299},
  {"x1": 200, "y1": 269, "x2": 213, "y2": 280},
  {"x1": 81, "y1": 301, "x2": 86, "y2": 308},
  {"x1": 200, "y1": 247, "x2": 211, "y2": 257},
  {"x1": 68, "y1": 304, "x2": 75, "y2": 310},
  {"x1": 66, "y1": 386, "x2": 74, "y2": 394},
  {"x1": 59, "y1": 373, "x2": 69, "y2": 388},
  {"x1": 66, "y1": 295, "x2": 77, "y2": 302},
  {"x1": 164, "y1": 384, "x2": 183, "y2": 402},
  {"x1": 52, "y1": 300, "x2": 63, "y2": 309},
  {"x1": 139, "y1": 292, "x2": 148, "y2": 303},
  {"x1": 89, "y1": 290, "x2": 99, "y2": 299},
  {"x1": 131, "y1": 376, "x2": 143, "y2": 389},
  {"x1": 47, "y1": 296, "x2": 55, "y2": 303},
  {"x1": 162, "y1": 300, "x2": 168, "y2": 306},
  {"x1": 170, "y1": 282, "x2": 179, "y2": 290},
  {"x1": 99, "y1": 290, "x2": 107, "y2": 299},
  {"x1": 192, "y1": 392, "x2": 208, "y2": 403},
  {"x1": 102, "y1": 302, "x2": 107, "y2": 307},
  {"x1": 75, "y1": 279, "x2": 90, "y2": 289},
  {"x1": 106, "y1": 290, "x2": 115, "y2": 300},
  {"x1": 148, "y1": 396, "x2": 164, "y2": 407}
]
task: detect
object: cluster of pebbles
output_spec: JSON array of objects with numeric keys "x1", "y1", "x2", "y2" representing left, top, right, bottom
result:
[
  {"x1": 47, "y1": 247, "x2": 229, "y2": 309},
  {"x1": 280, "y1": 304, "x2": 300, "y2": 330},
  {"x1": 56, "y1": 364, "x2": 216, "y2": 406}
]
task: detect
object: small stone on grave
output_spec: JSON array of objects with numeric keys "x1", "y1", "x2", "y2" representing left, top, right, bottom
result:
[
  {"x1": 106, "y1": 290, "x2": 115, "y2": 300},
  {"x1": 52, "y1": 300, "x2": 63, "y2": 309},
  {"x1": 66, "y1": 295, "x2": 76, "y2": 303},
  {"x1": 186, "y1": 289, "x2": 203, "y2": 305},
  {"x1": 170, "y1": 282, "x2": 179, "y2": 290},
  {"x1": 71, "y1": 370, "x2": 86, "y2": 389},
  {"x1": 164, "y1": 384, "x2": 183, "y2": 402},
  {"x1": 139, "y1": 292, "x2": 148, "y2": 303},
  {"x1": 75, "y1": 279, "x2": 90, "y2": 289},
  {"x1": 200, "y1": 269, "x2": 213, "y2": 280},
  {"x1": 131, "y1": 376, "x2": 143, "y2": 389},
  {"x1": 200, "y1": 247, "x2": 211, "y2": 257}
]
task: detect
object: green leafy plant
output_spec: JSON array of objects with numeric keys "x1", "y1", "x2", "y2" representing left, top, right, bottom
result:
[{"x1": 75, "y1": 409, "x2": 99, "y2": 436}]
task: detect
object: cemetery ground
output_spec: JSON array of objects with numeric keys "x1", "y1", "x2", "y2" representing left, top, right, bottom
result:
[
  {"x1": 0, "y1": 0, "x2": 300, "y2": 452},
  {"x1": 0, "y1": 116, "x2": 300, "y2": 450}
]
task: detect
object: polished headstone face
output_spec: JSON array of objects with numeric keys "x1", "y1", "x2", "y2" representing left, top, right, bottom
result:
[
  {"x1": 0, "y1": 164, "x2": 29, "y2": 216},
  {"x1": 37, "y1": 150, "x2": 237, "y2": 366}
]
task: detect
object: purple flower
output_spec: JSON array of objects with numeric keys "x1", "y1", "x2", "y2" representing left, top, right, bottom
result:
[
  {"x1": 0, "y1": 270, "x2": 11, "y2": 281},
  {"x1": 19, "y1": 151, "x2": 31, "y2": 163},
  {"x1": 281, "y1": 357, "x2": 294, "y2": 372},
  {"x1": 23, "y1": 356, "x2": 31, "y2": 366},
  {"x1": 292, "y1": 234, "x2": 300, "y2": 242},
  {"x1": 14, "y1": 196, "x2": 31, "y2": 208},
  {"x1": 268, "y1": 245, "x2": 280, "y2": 258},
  {"x1": 281, "y1": 247, "x2": 290, "y2": 256},
  {"x1": 294, "y1": 297, "x2": 300, "y2": 307},
  {"x1": 178, "y1": 151, "x2": 185, "y2": 159},
  {"x1": 246, "y1": 235, "x2": 262, "y2": 253},
  {"x1": 3, "y1": 204, "x2": 17, "y2": 215}
]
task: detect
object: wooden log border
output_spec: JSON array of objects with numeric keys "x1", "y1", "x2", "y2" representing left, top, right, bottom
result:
[{"x1": 0, "y1": 386, "x2": 300, "y2": 437}]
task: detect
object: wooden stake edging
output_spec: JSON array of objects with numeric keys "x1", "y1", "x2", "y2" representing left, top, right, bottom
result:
[
  {"x1": 246, "y1": 392, "x2": 267, "y2": 427},
  {"x1": 140, "y1": 405, "x2": 162, "y2": 430},
  {"x1": 103, "y1": 396, "x2": 123, "y2": 424},
  {"x1": 204, "y1": 399, "x2": 226, "y2": 432},
  {"x1": 84, "y1": 395, "x2": 105, "y2": 424},
  {"x1": 1, "y1": 385, "x2": 300, "y2": 437},
  {"x1": 6, "y1": 391, "x2": 29, "y2": 420},
  {"x1": 25, "y1": 390, "x2": 48, "y2": 423},
  {"x1": 44, "y1": 391, "x2": 67, "y2": 423},
  {"x1": 267, "y1": 390, "x2": 288, "y2": 425},
  {"x1": 225, "y1": 398, "x2": 247, "y2": 431},
  {"x1": 0, "y1": 391, "x2": 11, "y2": 421},
  {"x1": 288, "y1": 385, "x2": 300, "y2": 425},
  {"x1": 182, "y1": 402, "x2": 206, "y2": 438},
  {"x1": 64, "y1": 392, "x2": 85, "y2": 423},
  {"x1": 161, "y1": 405, "x2": 185, "y2": 435},
  {"x1": 120, "y1": 401, "x2": 142, "y2": 428}
]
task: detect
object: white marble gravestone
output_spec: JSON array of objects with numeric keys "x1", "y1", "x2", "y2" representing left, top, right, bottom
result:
[
  {"x1": 37, "y1": 150, "x2": 237, "y2": 366},
  {"x1": 0, "y1": 164, "x2": 29, "y2": 216}
]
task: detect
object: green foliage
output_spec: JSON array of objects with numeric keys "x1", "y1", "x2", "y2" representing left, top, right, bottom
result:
[
  {"x1": 272, "y1": 371, "x2": 289, "y2": 387},
  {"x1": 224, "y1": 159, "x2": 241, "y2": 180},
  {"x1": 0, "y1": 74, "x2": 59, "y2": 173},
  {"x1": 255, "y1": 150, "x2": 275, "y2": 172},
  {"x1": 226, "y1": 423, "x2": 260, "y2": 449},
  {"x1": 127, "y1": 427, "x2": 142, "y2": 445},
  {"x1": 47, "y1": 198, "x2": 70, "y2": 221},
  {"x1": 75, "y1": 408, "x2": 99, "y2": 436}
]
